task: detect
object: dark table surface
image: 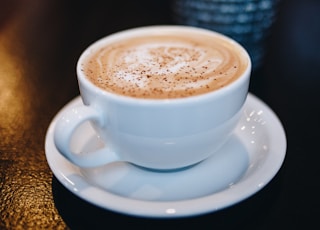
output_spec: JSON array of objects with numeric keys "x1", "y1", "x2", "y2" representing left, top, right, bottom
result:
[{"x1": 1, "y1": 0, "x2": 319, "y2": 229}]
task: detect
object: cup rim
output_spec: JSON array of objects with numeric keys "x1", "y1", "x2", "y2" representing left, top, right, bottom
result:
[{"x1": 76, "y1": 25, "x2": 251, "y2": 105}]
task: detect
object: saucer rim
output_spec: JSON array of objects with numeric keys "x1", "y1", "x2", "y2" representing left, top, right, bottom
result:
[{"x1": 45, "y1": 93, "x2": 286, "y2": 218}]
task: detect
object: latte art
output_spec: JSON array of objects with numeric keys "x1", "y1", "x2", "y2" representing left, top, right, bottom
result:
[{"x1": 83, "y1": 32, "x2": 248, "y2": 99}]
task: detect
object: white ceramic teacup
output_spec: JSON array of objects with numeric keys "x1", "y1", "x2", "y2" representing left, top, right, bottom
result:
[{"x1": 54, "y1": 26, "x2": 251, "y2": 170}]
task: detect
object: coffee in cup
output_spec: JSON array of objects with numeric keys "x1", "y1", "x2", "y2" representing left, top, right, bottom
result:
[
  {"x1": 81, "y1": 28, "x2": 248, "y2": 99},
  {"x1": 54, "y1": 26, "x2": 251, "y2": 170}
]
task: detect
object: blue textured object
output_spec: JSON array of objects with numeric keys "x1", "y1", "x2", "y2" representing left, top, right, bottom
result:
[{"x1": 172, "y1": 0, "x2": 281, "y2": 70}]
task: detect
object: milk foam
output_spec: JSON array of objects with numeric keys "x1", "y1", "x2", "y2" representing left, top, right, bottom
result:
[{"x1": 83, "y1": 32, "x2": 248, "y2": 99}]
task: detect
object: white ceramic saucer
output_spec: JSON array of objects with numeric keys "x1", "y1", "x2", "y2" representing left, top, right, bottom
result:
[{"x1": 45, "y1": 93, "x2": 286, "y2": 218}]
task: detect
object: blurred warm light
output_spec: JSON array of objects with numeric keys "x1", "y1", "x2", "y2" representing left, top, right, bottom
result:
[{"x1": 0, "y1": 21, "x2": 32, "y2": 133}]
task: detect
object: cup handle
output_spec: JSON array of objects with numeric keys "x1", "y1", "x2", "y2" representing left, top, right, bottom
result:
[{"x1": 53, "y1": 105, "x2": 120, "y2": 167}]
